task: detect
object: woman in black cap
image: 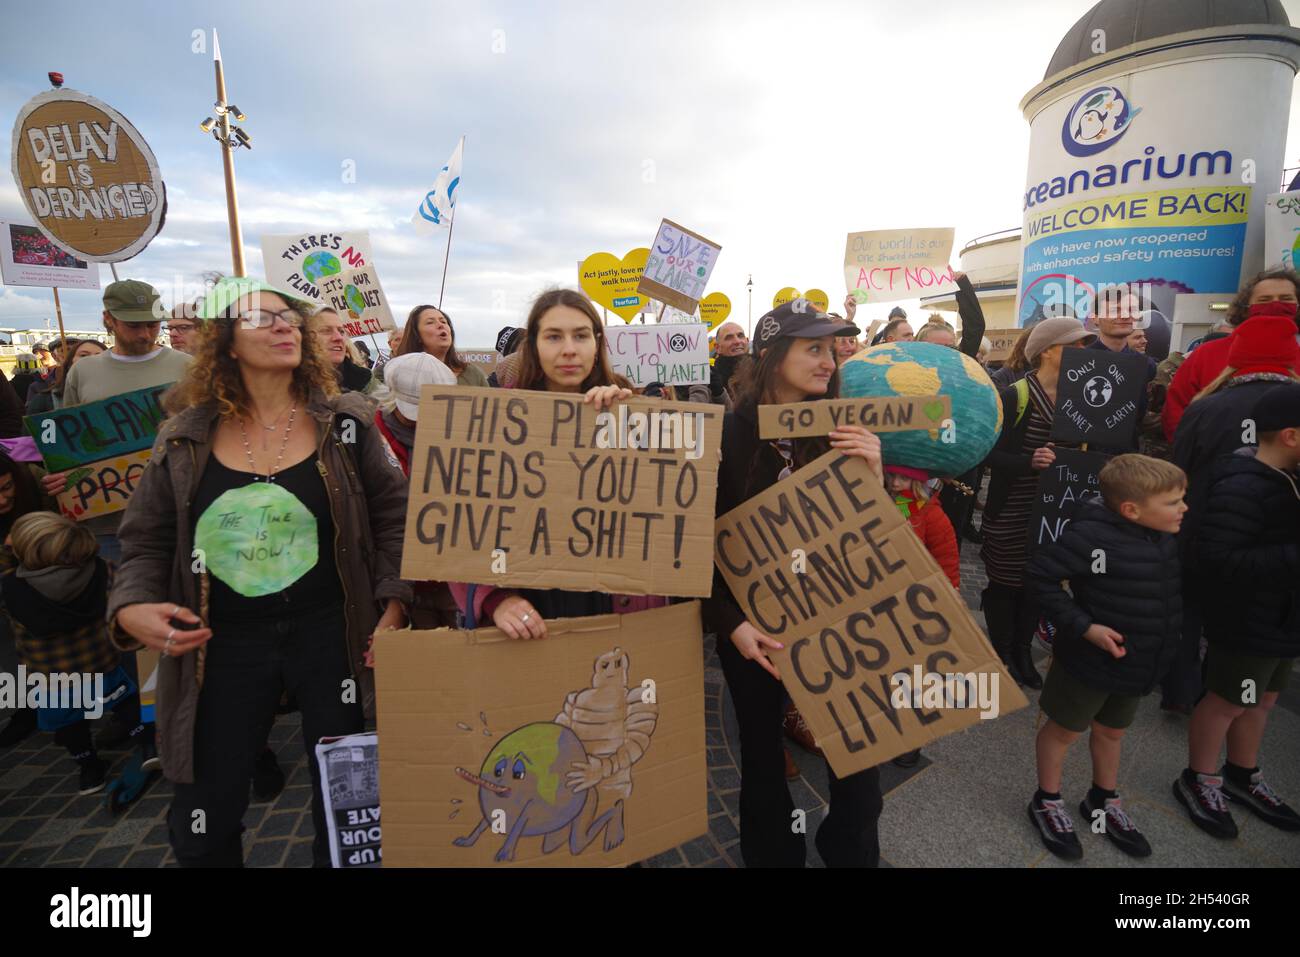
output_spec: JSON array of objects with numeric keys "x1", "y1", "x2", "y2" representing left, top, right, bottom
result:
[{"x1": 705, "y1": 299, "x2": 885, "y2": 867}]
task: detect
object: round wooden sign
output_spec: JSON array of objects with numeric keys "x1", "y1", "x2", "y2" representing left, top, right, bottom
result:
[{"x1": 11, "y1": 88, "x2": 165, "y2": 262}]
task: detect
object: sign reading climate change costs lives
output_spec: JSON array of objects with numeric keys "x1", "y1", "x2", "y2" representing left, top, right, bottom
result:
[
  {"x1": 260, "y1": 231, "x2": 376, "y2": 303},
  {"x1": 400, "y1": 387, "x2": 722, "y2": 597},
  {"x1": 318, "y1": 265, "x2": 395, "y2": 336},
  {"x1": 843, "y1": 228, "x2": 959, "y2": 304},
  {"x1": 1018, "y1": 71, "x2": 1270, "y2": 360},
  {"x1": 604, "y1": 323, "x2": 710, "y2": 387},
  {"x1": 636, "y1": 219, "x2": 720, "y2": 314},
  {"x1": 10, "y1": 88, "x2": 166, "y2": 262},
  {"x1": 24, "y1": 383, "x2": 171, "y2": 521}
]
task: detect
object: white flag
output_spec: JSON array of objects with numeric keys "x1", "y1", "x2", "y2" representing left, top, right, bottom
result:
[{"x1": 412, "y1": 137, "x2": 463, "y2": 233}]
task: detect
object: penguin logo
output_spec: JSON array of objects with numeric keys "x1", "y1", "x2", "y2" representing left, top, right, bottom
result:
[{"x1": 1061, "y1": 86, "x2": 1140, "y2": 157}]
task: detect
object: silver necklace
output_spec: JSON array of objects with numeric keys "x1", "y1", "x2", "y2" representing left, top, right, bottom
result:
[
  {"x1": 239, "y1": 405, "x2": 297, "y2": 483},
  {"x1": 253, "y1": 402, "x2": 293, "y2": 450}
]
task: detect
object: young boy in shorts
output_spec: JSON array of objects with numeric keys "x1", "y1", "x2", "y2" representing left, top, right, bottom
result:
[
  {"x1": 1026, "y1": 454, "x2": 1188, "y2": 859},
  {"x1": 1175, "y1": 384, "x2": 1300, "y2": 838}
]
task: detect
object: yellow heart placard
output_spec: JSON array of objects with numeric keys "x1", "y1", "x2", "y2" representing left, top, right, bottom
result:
[
  {"x1": 773, "y1": 287, "x2": 830, "y2": 312},
  {"x1": 773, "y1": 286, "x2": 801, "y2": 309},
  {"x1": 803, "y1": 288, "x2": 830, "y2": 312},
  {"x1": 699, "y1": 292, "x2": 731, "y2": 331},
  {"x1": 580, "y1": 248, "x2": 650, "y2": 322}
]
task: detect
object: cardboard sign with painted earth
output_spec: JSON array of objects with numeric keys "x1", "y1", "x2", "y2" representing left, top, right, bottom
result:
[
  {"x1": 580, "y1": 249, "x2": 650, "y2": 322},
  {"x1": 839, "y1": 342, "x2": 1002, "y2": 476},
  {"x1": 11, "y1": 89, "x2": 165, "y2": 262}
]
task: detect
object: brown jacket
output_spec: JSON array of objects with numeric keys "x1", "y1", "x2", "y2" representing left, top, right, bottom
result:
[{"x1": 106, "y1": 390, "x2": 412, "y2": 784}]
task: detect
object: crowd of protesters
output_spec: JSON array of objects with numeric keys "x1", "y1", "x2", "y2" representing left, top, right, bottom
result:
[{"x1": 0, "y1": 267, "x2": 1296, "y2": 869}]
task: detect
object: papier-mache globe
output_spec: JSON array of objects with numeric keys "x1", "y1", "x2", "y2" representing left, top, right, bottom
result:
[{"x1": 838, "y1": 341, "x2": 1003, "y2": 475}]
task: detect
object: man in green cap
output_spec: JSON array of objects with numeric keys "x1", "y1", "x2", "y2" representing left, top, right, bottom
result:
[{"x1": 42, "y1": 280, "x2": 192, "y2": 565}]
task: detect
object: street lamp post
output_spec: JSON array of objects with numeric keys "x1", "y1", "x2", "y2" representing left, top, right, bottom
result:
[{"x1": 199, "y1": 30, "x2": 251, "y2": 277}]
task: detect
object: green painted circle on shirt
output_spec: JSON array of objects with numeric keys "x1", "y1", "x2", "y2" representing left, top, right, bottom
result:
[{"x1": 194, "y1": 481, "x2": 319, "y2": 597}]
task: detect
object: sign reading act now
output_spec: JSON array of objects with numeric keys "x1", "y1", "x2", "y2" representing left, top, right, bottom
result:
[{"x1": 401, "y1": 387, "x2": 721, "y2": 597}]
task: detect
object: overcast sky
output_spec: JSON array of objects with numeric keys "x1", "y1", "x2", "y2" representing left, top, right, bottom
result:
[{"x1": 4, "y1": 0, "x2": 1300, "y2": 346}]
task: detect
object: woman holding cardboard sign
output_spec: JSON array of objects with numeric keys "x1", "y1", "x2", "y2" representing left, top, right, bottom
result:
[
  {"x1": 450, "y1": 289, "x2": 661, "y2": 633},
  {"x1": 704, "y1": 299, "x2": 886, "y2": 868},
  {"x1": 107, "y1": 277, "x2": 412, "y2": 868},
  {"x1": 980, "y1": 318, "x2": 1095, "y2": 689}
]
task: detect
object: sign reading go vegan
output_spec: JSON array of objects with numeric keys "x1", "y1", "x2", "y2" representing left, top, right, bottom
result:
[
  {"x1": 401, "y1": 387, "x2": 721, "y2": 597},
  {"x1": 11, "y1": 89, "x2": 166, "y2": 262}
]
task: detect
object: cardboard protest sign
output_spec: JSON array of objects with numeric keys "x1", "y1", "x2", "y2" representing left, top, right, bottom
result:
[
  {"x1": 25, "y1": 383, "x2": 171, "y2": 521},
  {"x1": 1051, "y1": 348, "x2": 1146, "y2": 446},
  {"x1": 1264, "y1": 191, "x2": 1300, "y2": 270},
  {"x1": 981, "y1": 329, "x2": 1021, "y2": 363},
  {"x1": 318, "y1": 264, "x2": 395, "y2": 336},
  {"x1": 376, "y1": 601, "x2": 707, "y2": 867},
  {"x1": 844, "y1": 228, "x2": 959, "y2": 304},
  {"x1": 400, "y1": 387, "x2": 721, "y2": 597},
  {"x1": 316, "y1": 733, "x2": 381, "y2": 868},
  {"x1": 1027, "y1": 448, "x2": 1109, "y2": 549},
  {"x1": 698, "y1": 292, "x2": 730, "y2": 331},
  {"x1": 0, "y1": 222, "x2": 100, "y2": 289},
  {"x1": 260, "y1": 231, "x2": 375, "y2": 303},
  {"x1": 637, "y1": 219, "x2": 720, "y2": 314},
  {"x1": 459, "y1": 348, "x2": 500, "y2": 376},
  {"x1": 11, "y1": 89, "x2": 165, "y2": 263},
  {"x1": 758, "y1": 396, "x2": 952, "y2": 439},
  {"x1": 605, "y1": 323, "x2": 710, "y2": 387},
  {"x1": 579, "y1": 248, "x2": 650, "y2": 322},
  {"x1": 714, "y1": 452, "x2": 1026, "y2": 775}
]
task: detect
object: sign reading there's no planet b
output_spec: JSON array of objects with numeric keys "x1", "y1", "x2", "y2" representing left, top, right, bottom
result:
[
  {"x1": 604, "y1": 323, "x2": 710, "y2": 386},
  {"x1": 1050, "y1": 348, "x2": 1146, "y2": 446},
  {"x1": 260, "y1": 231, "x2": 375, "y2": 303},
  {"x1": 637, "y1": 219, "x2": 720, "y2": 314},
  {"x1": 1028, "y1": 448, "x2": 1109, "y2": 550},
  {"x1": 318, "y1": 265, "x2": 395, "y2": 336},
  {"x1": 24, "y1": 383, "x2": 172, "y2": 521},
  {"x1": 11, "y1": 88, "x2": 166, "y2": 263}
]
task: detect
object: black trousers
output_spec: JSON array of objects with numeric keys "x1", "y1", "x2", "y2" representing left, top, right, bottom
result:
[
  {"x1": 717, "y1": 632, "x2": 882, "y2": 868},
  {"x1": 168, "y1": 603, "x2": 363, "y2": 867}
]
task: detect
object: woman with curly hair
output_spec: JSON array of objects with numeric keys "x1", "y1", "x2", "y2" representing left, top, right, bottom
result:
[{"x1": 107, "y1": 277, "x2": 412, "y2": 867}]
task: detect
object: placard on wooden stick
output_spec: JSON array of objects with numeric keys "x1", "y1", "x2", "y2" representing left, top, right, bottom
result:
[
  {"x1": 401, "y1": 387, "x2": 721, "y2": 597},
  {"x1": 636, "y1": 219, "x2": 721, "y2": 314},
  {"x1": 376, "y1": 601, "x2": 707, "y2": 867},
  {"x1": 758, "y1": 396, "x2": 951, "y2": 439},
  {"x1": 713, "y1": 452, "x2": 1026, "y2": 775},
  {"x1": 1051, "y1": 348, "x2": 1146, "y2": 446}
]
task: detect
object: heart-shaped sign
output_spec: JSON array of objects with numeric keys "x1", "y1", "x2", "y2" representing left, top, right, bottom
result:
[
  {"x1": 699, "y1": 292, "x2": 731, "y2": 331},
  {"x1": 772, "y1": 287, "x2": 830, "y2": 312},
  {"x1": 580, "y1": 248, "x2": 650, "y2": 322},
  {"x1": 772, "y1": 286, "x2": 800, "y2": 308}
]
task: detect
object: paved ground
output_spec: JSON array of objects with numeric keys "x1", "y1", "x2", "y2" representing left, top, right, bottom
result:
[{"x1": 2, "y1": 536, "x2": 1298, "y2": 868}]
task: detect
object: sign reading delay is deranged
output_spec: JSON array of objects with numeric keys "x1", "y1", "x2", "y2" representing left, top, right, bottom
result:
[
  {"x1": 713, "y1": 452, "x2": 1026, "y2": 776},
  {"x1": 1050, "y1": 348, "x2": 1146, "y2": 446},
  {"x1": 401, "y1": 387, "x2": 721, "y2": 597}
]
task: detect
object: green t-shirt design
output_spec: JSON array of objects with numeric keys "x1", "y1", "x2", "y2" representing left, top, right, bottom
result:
[{"x1": 194, "y1": 481, "x2": 319, "y2": 597}]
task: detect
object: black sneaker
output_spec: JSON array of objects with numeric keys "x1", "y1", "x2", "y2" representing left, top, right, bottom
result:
[
  {"x1": 1028, "y1": 796, "x2": 1083, "y2": 860},
  {"x1": 1173, "y1": 772, "x2": 1238, "y2": 839},
  {"x1": 252, "y1": 747, "x2": 285, "y2": 802},
  {"x1": 139, "y1": 737, "x2": 161, "y2": 773},
  {"x1": 1221, "y1": 768, "x2": 1300, "y2": 832},
  {"x1": 78, "y1": 757, "x2": 109, "y2": 795},
  {"x1": 892, "y1": 748, "x2": 922, "y2": 769},
  {"x1": 1080, "y1": 793, "x2": 1152, "y2": 858}
]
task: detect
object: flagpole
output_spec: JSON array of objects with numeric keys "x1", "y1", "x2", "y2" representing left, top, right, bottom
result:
[{"x1": 436, "y1": 134, "x2": 464, "y2": 311}]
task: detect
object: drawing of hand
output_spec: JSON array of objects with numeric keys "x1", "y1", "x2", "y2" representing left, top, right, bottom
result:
[{"x1": 567, "y1": 758, "x2": 604, "y2": 792}]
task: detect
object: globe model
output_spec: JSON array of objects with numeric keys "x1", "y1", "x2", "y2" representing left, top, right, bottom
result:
[
  {"x1": 303, "y1": 251, "x2": 341, "y2": 284},
  {"x1": 838, "y1": 341, "x2": 1003, "y2": 475},
  {"x1": 344, "y1": 284, "x2": 367, "y2": 317}
]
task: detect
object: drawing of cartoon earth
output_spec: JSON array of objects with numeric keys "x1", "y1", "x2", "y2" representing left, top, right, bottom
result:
[{"x1": 452, "y1": 722, "x2": 624, "y2": 863}]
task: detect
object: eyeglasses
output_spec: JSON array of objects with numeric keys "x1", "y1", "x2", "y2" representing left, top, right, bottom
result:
[
  {"x1": 234, "y1": 309, "x2": 304, "y2": 330},
  {"x1": 167, "y1": 323, "x2": 197, "y2": 333}
]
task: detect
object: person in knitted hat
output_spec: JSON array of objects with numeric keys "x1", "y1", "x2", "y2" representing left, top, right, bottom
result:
[
  {"x1": 1165, "y1": 313, "x2": 1300, "y2": 712},
  {"x1": 1162, "y1": 269, "x2": 1300, "y2": 439}
]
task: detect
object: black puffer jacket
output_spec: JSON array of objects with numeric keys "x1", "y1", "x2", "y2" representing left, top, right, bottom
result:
[
  {"x1": 1197, "y1": 448, "x2": 1300, "y2": 657},
  {"x1": 1028, "y1": 501, "x2": 1182, "y2": 694}
]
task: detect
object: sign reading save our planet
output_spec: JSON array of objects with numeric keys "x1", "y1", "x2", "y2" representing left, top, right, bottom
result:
[{"x1": 24, "y1": 383, "x2": 173, "y2": 521}]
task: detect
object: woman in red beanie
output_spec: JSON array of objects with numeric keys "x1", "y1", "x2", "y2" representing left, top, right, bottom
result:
[
  {"x1": 1163, "y1": 271, "x2": 1300, "y2": 439},
  {"x1": 1163, "y1": 312, "x2": 1300, "y2": 711}
]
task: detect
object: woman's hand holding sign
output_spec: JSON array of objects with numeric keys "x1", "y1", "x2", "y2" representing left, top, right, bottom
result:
[
  {"x1": 493, "y1": 593, "x2": 547, "y2": 640},
  {"x1": 582, "y1": 384, "x2": 633, "y2": 412},
  {"x1": 730, "y1": 621, "x2": 784, "y2": 680},
  {"x1": 1031, "y1": 443, "x2": 1057, "y2": 471},
  {"x1": 829, "y1": 425, "x2": 884, "y2": 485}
]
